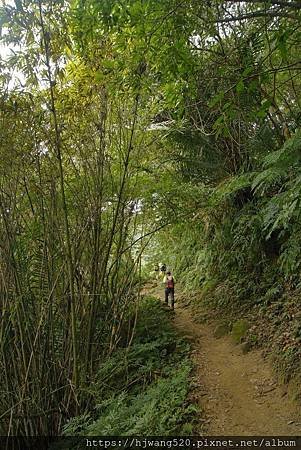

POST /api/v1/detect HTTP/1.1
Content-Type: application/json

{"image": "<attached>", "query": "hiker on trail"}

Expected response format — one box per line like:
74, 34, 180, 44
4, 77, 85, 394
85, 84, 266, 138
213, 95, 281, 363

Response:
163, 271, 175, 310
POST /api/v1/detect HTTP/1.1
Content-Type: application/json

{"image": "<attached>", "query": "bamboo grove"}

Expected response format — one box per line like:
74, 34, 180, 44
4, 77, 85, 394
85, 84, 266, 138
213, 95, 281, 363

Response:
0, 0, 161, 434
1, 0, 301, 437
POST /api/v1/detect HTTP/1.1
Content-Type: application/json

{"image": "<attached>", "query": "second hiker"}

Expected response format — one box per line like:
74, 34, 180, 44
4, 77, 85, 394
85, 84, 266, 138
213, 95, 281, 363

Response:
163, 271, 175, 310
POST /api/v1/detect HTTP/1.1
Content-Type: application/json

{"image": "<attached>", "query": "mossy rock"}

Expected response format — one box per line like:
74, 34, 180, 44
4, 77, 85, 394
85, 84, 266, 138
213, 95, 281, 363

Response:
231, 319, 249, 344
214, 322, 230, 338
241, 342, 252, 354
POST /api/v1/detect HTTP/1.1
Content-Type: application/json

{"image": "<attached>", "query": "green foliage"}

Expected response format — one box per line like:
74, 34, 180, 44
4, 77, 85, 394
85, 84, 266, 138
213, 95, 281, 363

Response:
210, 174, 254, 206
63, 297, 195, 437
67, 365, 192, 436
2, 0, 301, 437
251, 131, 301, 277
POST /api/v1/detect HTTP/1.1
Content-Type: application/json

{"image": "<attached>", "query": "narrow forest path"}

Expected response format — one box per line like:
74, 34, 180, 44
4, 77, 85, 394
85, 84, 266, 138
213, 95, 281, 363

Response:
147, 284, 301, 435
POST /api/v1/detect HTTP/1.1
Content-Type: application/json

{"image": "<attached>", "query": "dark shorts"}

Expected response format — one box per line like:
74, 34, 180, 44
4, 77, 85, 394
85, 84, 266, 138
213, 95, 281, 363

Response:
165, 287, 175, 307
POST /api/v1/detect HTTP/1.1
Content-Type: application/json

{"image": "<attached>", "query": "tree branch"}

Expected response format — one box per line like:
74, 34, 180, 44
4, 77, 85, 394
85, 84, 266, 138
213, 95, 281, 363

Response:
224, 0, 301, 9
216, 9, 296, 22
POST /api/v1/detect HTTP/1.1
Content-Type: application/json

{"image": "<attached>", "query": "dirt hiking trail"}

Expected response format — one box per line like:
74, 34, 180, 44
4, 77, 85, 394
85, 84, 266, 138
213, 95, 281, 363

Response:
149, 284, 301, 435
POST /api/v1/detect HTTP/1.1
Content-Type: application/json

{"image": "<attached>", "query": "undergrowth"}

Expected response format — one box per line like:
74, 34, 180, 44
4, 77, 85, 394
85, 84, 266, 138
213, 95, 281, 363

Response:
63, 296, 196, 437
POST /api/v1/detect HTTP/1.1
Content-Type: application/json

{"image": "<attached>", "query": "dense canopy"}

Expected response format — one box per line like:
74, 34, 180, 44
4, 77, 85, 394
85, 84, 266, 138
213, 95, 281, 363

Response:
0, 0, 300, 437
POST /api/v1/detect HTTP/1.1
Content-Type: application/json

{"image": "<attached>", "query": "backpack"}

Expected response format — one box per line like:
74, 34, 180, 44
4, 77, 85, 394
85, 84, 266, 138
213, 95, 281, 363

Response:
166, 276, 174, 289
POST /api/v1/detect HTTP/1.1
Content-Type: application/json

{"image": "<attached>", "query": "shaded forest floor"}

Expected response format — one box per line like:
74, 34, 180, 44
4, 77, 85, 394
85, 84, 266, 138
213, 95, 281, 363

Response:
146, 282, 301, 435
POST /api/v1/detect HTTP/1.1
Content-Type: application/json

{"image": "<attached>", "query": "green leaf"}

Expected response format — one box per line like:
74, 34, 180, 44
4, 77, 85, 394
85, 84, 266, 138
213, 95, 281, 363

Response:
209, 90, 225, 108
236, 79, 244, 93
